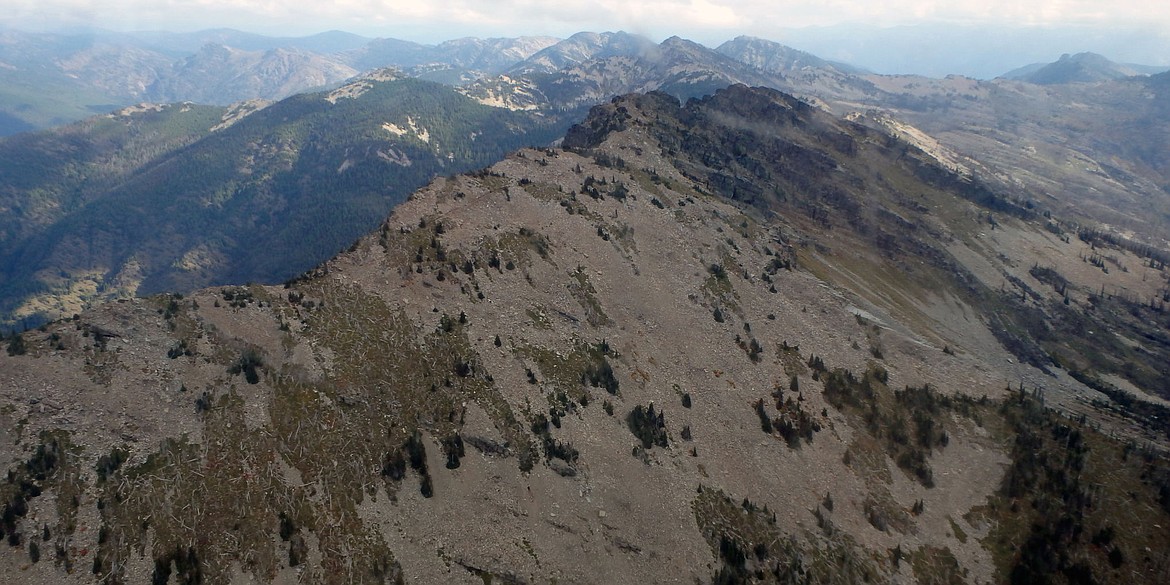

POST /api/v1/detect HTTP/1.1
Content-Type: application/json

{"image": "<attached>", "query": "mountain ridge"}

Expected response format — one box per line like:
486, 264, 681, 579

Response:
999, 51, 1168, 84
1, 83, 1168, 584
715, 35, 861, 75
0, 76, 568, 328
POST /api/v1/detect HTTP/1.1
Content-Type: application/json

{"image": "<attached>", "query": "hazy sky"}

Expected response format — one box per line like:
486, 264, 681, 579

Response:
5, 0, 1169, 44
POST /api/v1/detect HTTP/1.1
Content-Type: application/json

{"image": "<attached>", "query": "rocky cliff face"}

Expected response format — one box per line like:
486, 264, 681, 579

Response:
2, 85, 1168, 584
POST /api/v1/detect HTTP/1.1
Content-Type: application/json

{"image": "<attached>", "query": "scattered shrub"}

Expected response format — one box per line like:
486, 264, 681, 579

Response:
627, 404, 668, 449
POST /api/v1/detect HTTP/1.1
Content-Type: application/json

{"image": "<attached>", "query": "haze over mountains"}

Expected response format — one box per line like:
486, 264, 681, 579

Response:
0, 28, 557, 133
772, 23, 1170, 79
2, 27, 1168, 135
1000, 52, 1170, 84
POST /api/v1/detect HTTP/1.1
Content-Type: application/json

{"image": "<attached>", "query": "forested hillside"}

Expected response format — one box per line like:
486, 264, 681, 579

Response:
0, 76, 568, 328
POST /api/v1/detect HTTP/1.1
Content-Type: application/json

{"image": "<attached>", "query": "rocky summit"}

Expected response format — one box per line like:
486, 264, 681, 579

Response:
2, 85, 1169, 584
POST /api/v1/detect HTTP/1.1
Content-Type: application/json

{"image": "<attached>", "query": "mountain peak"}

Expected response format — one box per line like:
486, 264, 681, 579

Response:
1001, 51, 1144, 84
659, 36, 706, 51
714, 36, 839, 74
194, 42, 239, 58
506, 31, 657, 75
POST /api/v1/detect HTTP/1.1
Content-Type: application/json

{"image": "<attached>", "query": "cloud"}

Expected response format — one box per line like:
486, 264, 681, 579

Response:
2, 0, 1168, 40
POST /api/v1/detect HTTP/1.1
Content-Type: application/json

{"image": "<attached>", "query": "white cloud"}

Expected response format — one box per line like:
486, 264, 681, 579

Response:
2, 0, 1168, 40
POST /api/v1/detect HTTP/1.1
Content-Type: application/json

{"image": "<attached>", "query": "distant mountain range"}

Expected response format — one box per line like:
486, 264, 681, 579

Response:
3, 27, 1169, 137
459, 35, 806, 112
772, 23, 1170, 79
1000, 52, 1170, 84
0, 29, 561, 133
